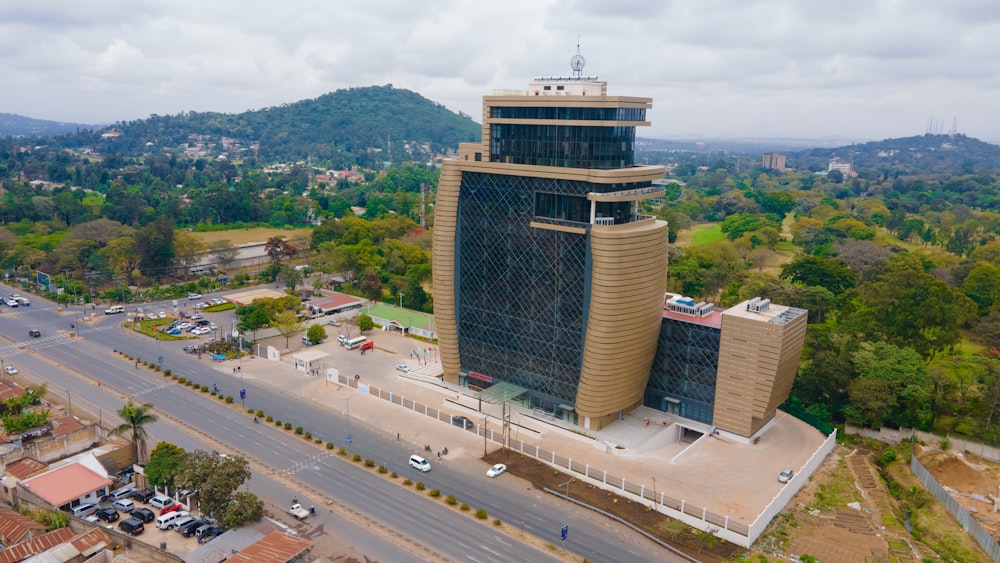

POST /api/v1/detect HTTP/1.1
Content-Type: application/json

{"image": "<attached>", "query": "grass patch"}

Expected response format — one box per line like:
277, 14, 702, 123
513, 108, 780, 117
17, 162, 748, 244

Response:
191, 226, 312, 246
690, 224, 725, 246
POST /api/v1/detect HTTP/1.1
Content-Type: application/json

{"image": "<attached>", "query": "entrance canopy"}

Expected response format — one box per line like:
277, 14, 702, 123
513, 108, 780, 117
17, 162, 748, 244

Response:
476, 381, 529, 404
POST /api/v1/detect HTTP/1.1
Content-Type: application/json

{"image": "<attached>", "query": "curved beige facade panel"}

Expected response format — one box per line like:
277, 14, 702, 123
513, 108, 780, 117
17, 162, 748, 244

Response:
432, 162, 463, 384
575, 220, 669, 429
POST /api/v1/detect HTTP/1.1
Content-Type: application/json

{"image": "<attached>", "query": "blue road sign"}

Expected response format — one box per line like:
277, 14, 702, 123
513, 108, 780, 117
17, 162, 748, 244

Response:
561, 524, 568, 541
157, 356, 163, 365
345, 434, 352, 444
239, 388, 246, 399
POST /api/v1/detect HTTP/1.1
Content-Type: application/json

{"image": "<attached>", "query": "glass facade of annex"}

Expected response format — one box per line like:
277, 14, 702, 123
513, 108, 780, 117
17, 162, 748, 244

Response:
455, 171, 593, 416
644, 318, 721, 425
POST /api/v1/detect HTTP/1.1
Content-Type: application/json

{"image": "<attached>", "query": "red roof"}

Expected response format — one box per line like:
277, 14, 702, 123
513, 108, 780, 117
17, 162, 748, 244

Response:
20, 463, 111, 507
0, 527, 74, 563
0, 508, 47, 544
226, 531, 312, 563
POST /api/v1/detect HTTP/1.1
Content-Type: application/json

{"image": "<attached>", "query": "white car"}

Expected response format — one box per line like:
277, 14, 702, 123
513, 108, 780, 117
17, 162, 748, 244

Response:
187, 293, 202, 299
210, 298, 224, 305
176, 322, 191, 330
190, 313, 204, 320
778, 468, 794, 483
193, 303, 206, 309
192, 327, 210, 335
158, 311, 167, 318
4, 366, 17, 375
395, 364, 410, 373
486, 463, 507, 478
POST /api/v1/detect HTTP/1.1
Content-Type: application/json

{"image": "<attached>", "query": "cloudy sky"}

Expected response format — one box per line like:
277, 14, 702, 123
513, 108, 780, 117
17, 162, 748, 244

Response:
2, 0, 999, 142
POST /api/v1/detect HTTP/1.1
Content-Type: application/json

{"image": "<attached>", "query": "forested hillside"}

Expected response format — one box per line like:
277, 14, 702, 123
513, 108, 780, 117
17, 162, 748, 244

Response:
6, 85, 480, 168
0, 112, 96, 137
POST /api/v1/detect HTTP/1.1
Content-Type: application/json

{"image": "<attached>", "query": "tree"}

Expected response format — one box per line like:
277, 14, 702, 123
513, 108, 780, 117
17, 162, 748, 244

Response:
175, 450, 253, 522
356, 313, 374, 332
278, 265, 304, 292
962, 262, 1000, 315
273, 310, 303, 348
208, 239, 239, 269
843, 342, 933, 429
134, 216, 175, 276
145, 442, 186, 489
237, 305, 271, 342
841, 253, 964, 356
112, 401, 157, 463
220, 491, 264, 529
173, 230, 206, 277
780, 255, 856, 295
358, 268, 383, 302
307, 324, 327, 343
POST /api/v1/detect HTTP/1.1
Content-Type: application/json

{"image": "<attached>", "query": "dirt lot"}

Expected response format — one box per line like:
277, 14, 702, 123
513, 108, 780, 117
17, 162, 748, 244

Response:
761, 439, 994, 563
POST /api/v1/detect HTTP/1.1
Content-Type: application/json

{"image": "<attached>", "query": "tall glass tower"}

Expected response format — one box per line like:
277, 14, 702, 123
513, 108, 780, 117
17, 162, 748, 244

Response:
433, 59, 670, 430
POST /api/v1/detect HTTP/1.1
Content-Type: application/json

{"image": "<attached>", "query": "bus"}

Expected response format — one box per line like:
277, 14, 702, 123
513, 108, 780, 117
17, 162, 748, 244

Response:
344, 336, 367, 350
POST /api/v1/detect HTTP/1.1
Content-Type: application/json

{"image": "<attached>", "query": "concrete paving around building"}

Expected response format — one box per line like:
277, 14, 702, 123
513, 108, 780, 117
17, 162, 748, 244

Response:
222, 326, 826, 528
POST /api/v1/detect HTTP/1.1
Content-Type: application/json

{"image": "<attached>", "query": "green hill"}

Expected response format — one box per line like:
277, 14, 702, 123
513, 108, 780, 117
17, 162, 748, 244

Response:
57, 85, 481, 166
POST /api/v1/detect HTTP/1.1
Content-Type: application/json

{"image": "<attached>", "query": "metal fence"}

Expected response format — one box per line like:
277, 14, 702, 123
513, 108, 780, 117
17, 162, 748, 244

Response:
331, 371, 837, 547
911, 446, 1000, 562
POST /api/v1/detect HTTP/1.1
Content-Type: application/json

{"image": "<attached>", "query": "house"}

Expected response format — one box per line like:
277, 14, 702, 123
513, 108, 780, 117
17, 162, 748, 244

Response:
18, 454, 112, 511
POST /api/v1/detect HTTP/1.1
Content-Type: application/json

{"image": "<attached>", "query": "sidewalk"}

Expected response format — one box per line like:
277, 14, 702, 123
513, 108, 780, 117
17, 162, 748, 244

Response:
217, 329, 825, 528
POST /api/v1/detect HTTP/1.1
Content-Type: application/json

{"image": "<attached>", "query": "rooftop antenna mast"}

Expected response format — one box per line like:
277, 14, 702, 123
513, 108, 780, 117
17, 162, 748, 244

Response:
570, 36, 585, 79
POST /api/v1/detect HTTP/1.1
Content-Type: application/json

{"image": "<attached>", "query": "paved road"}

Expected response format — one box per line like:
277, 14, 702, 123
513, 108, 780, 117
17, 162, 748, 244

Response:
1, 287, 686, 562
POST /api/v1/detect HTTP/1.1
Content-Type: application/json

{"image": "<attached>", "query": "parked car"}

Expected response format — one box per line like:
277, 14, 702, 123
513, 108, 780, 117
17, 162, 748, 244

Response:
130, 508, 155, 523
161, 503, 185, 515
486, 463, 507, 478
70, 503, 99, 517
96, 508, 120, 523
301, 337, 318, 346
118, 517, 145, 535
130, 488, 156, 503
197, 525, 226, 541
328, 319, 341, 327
147, 495, 174, 510
179, 518, 211, 537
452, 415, 473, 429
169, 515, 196, 531
157, 311, 167, 318
112, 499, 135, 512
4, 366, 17, 375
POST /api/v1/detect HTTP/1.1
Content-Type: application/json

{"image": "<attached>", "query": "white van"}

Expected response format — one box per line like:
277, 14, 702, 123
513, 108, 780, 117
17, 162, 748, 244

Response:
155, 511, 189, 529
408, 455, 431, 472
112, 499, 135, 512
110, 485, 135, 501
70, 503, 99, 517
104, 305, 125, 315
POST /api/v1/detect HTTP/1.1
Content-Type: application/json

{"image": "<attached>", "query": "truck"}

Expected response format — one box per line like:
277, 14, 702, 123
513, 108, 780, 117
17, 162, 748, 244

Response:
289, 503, 309, 520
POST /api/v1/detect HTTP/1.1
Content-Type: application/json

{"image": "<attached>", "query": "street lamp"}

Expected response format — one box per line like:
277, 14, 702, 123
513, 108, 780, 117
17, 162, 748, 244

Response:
398, 292, 405, 309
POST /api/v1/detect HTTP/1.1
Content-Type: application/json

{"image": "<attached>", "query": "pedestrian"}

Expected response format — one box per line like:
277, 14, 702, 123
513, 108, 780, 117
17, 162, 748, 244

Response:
396, 432, 400, 441
96, 380, 102, 387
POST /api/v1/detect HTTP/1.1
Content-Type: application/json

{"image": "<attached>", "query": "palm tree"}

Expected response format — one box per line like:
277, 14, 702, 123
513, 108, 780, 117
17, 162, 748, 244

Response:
112, 401, 157, 463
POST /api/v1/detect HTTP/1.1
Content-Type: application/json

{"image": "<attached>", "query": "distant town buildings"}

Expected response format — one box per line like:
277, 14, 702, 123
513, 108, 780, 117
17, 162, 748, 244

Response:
761, 152, 786, 171
828, 157, 852, 174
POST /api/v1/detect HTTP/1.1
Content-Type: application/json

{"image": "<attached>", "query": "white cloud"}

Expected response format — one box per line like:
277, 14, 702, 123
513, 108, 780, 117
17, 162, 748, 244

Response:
0, 0, 997, 142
